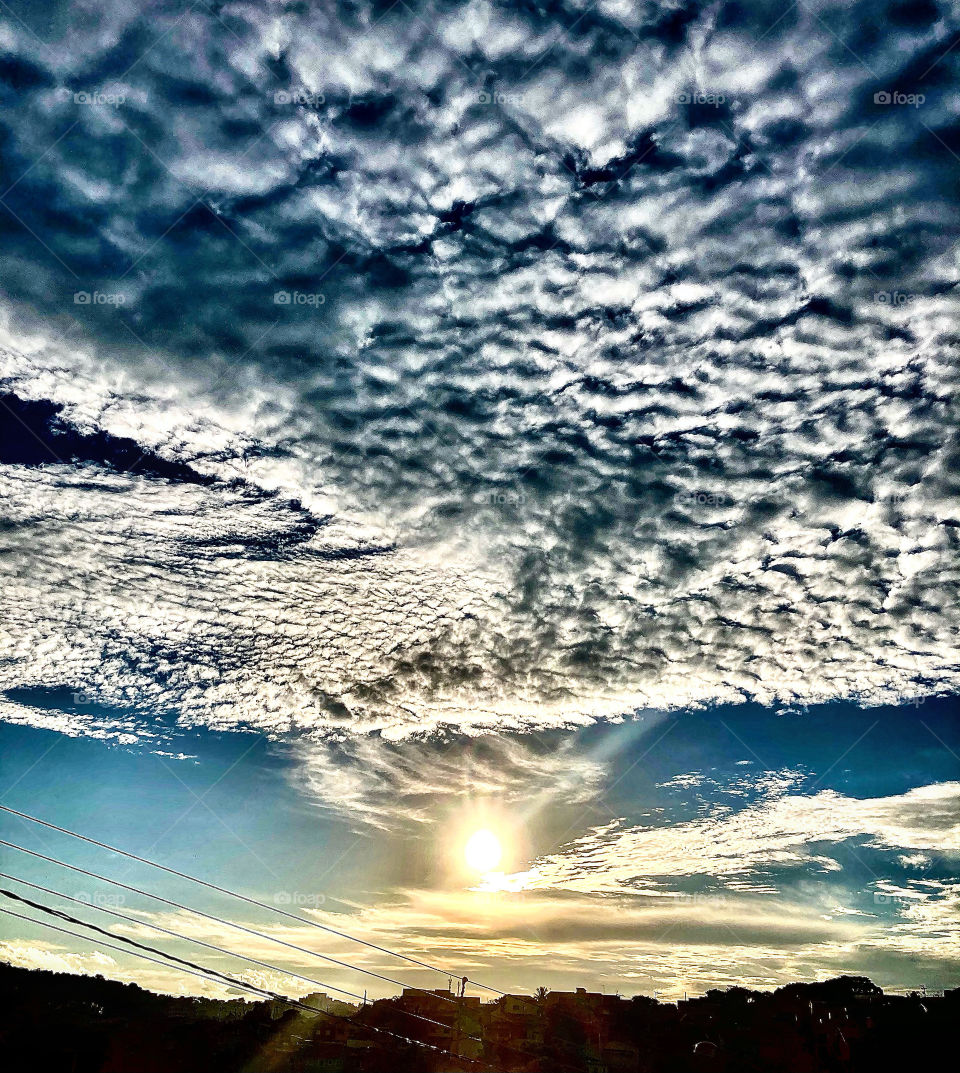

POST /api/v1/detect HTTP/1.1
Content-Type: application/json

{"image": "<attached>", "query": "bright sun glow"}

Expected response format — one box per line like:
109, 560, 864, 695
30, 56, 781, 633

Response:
463, 828, 502, 873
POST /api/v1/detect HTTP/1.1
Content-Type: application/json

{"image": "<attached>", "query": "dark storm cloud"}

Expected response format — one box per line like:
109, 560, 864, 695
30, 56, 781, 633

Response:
0, 0, 958, 736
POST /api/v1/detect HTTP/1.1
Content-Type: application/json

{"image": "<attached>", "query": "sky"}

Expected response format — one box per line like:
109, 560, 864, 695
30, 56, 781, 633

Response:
0, 0, 958, 1002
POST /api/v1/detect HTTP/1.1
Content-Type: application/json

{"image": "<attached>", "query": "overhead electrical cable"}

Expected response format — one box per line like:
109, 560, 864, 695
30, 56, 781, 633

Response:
0, 899, 485, 1066
0, 872, 467, 1041
0, 802, 506, 996
0, 837, 465, 1008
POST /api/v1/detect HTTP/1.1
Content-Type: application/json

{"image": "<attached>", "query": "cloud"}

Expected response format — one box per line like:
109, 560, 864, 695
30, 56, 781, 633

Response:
87, 872, 956, 998
2, 1, 958, 1001
379, 887, 865, 949
0, 938, 117, 975
517, 780, 960, 894
287, 729, 606, 829
0, 934, 286, 999
0, 1, 958, 742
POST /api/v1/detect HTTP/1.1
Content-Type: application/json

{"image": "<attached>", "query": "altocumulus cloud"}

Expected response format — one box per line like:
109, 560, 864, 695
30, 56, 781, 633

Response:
0, 0, 959, 748
515, 779, 960, 894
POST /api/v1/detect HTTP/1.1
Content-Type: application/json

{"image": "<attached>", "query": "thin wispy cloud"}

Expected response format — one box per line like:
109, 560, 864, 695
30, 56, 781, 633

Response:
517, 779, 960, 893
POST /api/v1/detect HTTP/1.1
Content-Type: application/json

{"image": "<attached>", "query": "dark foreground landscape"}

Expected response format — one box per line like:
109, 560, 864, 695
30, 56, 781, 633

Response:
1, 963, 957, 1073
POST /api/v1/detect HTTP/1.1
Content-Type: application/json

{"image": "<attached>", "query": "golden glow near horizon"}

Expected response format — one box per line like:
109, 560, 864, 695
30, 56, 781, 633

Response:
463, 828, 503, 874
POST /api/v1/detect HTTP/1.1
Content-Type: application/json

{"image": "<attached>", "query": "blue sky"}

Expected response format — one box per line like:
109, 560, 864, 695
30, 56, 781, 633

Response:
0, 0, 959, 1001
3, 694, 958, 998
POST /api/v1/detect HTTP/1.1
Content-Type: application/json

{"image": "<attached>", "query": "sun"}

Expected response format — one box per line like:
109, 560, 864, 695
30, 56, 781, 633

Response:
463, 828, 502, 873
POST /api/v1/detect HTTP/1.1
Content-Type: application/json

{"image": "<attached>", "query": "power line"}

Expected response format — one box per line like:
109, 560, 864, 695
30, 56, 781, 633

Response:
0, 802, 506, 996
0, 841, 562, 1071
0, 883, 470, 1049
0, 877, 574, 1073
0, 848, 562, 1069
1, 885, 270, 993
0, 904, 281, 998
1, 842, 558, 1067
0, 873, 464, 1042
0, 900, 485, 1067
1, 900, 484, 1064
0, 837, 465, 1010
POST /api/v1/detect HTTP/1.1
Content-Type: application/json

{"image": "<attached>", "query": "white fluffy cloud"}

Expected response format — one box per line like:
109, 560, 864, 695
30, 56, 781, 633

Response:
0, 939, 117, 975
0, 2, 958, 739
